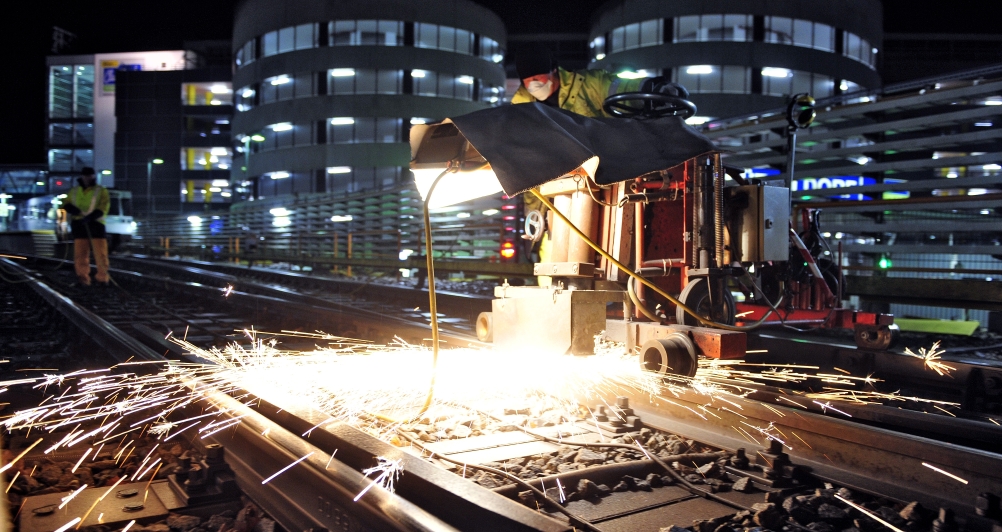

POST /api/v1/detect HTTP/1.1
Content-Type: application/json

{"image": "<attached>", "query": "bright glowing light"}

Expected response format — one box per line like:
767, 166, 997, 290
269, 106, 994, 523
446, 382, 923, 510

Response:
210, 84, 231, 94
270, 208, 290, 216
482, 208, 499, 216
269, 171, 291, 180
686, 65, 713, 75
241, 88, 255, 98
399, 249, 415, 260
210, 100, 222, 105
761, 67, 791, 78
457, 75, 474, 84
187, 216, 202, 225
456, 212, 471, 218
617, 69, 648, 79
981, 208, 992, 214
270, 123, 293, 132
272, 216, 292, 227
330, 215, 353, 222
36, 181, 46, 186
221, 192, 232, 197
595, 53, 606, 60
152, 158, 164, 165
219, 164, 229, 170
211, 179, 229, 187
410, 69, 427, 78
210, 147, 229, 156
330, 117, 355, 125
984, 98, 1002, 106
970, 189, 988, 196
251, 134, 266, 142
840, 80, 849, 91
330, 68, 356, 77
685, 116, 711, 125
327, 166, 352, 174
101, 169, 112, 175
410, 118, 428, 125
411, 168, 504, 209
491, 53, 504, 63
947, 172, 958, 178
209, 187, 222, 192
269, 75, 291, 85
983, 164, 1001, 170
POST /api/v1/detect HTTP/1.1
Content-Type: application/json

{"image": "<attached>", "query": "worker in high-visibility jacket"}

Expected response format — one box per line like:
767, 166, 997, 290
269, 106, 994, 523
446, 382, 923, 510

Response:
510, 43, 687, 117
61, 167, 111, 286
510, 43, 689, 269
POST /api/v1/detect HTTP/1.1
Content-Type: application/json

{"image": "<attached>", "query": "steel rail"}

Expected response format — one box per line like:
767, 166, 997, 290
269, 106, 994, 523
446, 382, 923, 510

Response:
22, 255, 486, 349
0, 258, 163, 363
114, 254, 493, 321
604, 386, 1002, 522
199, 386, 572, 532
747, 331, 1002, 413
196, 385, 464, 532
2, 257, 479, 530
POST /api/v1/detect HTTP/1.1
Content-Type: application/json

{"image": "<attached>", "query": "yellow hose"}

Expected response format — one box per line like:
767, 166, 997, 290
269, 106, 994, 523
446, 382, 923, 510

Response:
372, 166, 454, 424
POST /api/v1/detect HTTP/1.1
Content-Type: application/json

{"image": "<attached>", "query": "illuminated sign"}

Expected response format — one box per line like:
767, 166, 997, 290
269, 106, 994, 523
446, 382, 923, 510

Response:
100, 60, 142, 95
792, 176, 874, 191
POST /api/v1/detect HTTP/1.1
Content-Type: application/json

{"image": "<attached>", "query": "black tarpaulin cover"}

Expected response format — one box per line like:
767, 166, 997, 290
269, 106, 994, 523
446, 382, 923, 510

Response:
446, 102, 719, 196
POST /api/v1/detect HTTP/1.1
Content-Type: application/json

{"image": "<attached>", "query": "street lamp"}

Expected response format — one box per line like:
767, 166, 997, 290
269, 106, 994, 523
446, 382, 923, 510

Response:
146, 158, 164, 215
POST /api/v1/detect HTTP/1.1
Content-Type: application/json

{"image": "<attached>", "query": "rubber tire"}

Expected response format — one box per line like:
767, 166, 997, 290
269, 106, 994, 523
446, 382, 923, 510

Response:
640, 333, 697, 377
675, 277, 736, 327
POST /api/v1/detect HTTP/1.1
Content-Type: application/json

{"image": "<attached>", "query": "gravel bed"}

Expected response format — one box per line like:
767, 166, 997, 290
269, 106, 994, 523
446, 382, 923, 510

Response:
680, 486, 950, 532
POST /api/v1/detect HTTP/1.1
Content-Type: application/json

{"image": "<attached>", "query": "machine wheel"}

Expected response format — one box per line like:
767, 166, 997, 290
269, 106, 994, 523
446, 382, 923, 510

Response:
676, 278, 736, 327
640, 333, 697, 377
476, 312, 493, 342
603, 92, 697, 120
854, 324, 899, 351
522, 210, 545, 243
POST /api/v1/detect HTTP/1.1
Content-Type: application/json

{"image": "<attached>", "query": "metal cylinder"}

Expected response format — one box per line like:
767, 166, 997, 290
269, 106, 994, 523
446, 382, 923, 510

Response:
549, 194, 572, 262
713, 154, 724, 268
634, 202, 646, 319
567, 190, 595, 264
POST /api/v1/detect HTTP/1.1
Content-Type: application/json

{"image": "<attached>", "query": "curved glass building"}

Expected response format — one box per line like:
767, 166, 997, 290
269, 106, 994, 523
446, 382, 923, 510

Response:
231, 0, 506, 200
588, 0, 882, 121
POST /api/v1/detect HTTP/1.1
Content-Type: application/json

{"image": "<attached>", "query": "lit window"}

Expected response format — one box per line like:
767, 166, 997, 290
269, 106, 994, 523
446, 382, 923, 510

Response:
181, 82, 232, 106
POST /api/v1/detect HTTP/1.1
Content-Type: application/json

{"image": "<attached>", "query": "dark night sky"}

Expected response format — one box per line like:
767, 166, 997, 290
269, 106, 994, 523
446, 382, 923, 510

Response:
2, 0, 1001, 165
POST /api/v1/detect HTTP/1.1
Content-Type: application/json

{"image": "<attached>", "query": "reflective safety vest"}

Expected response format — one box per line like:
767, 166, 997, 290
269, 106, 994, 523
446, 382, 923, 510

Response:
510, 67, 646, 118
66, 185, 110, 225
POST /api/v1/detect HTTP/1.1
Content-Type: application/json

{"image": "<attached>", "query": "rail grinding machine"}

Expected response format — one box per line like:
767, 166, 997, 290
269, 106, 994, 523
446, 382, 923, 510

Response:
410, 91, 897, 377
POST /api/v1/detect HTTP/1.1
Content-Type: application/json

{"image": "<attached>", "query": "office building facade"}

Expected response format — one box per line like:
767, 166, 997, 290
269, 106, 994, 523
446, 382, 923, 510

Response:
588, 0, 882, 121
230, 0, 507, 199
46, 51, 188, 192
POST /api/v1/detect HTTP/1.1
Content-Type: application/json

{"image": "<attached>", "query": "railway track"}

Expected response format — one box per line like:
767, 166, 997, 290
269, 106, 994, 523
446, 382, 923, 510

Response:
3, 256, 1002, 531
110, 256, 1002, 425
10, 254, 1002, 444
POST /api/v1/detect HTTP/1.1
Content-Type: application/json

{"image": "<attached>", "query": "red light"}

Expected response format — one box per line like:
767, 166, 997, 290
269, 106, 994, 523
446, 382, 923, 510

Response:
501, 205, 516, 210
56, 180, 63, 186
501, 240, 515, 259
503, 215, 515, 221
505, 227, 515, 231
